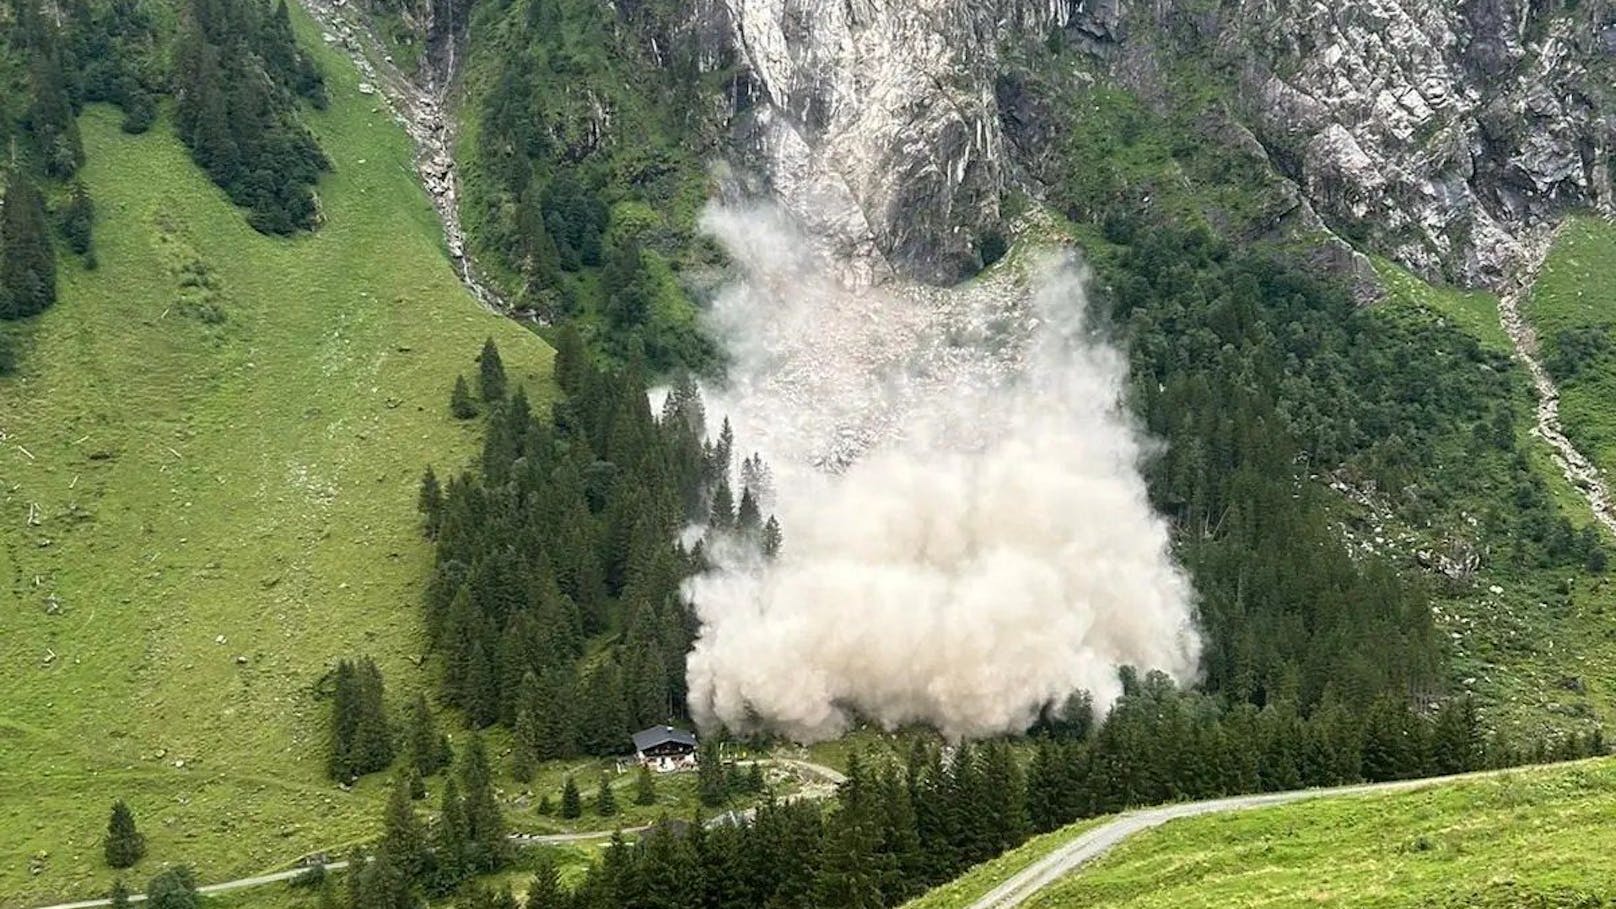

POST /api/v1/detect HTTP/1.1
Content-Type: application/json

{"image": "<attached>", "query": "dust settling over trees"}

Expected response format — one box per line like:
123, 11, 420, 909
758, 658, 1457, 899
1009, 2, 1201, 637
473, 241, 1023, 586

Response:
419, 332, 776, 761
422, 0, 1613, 756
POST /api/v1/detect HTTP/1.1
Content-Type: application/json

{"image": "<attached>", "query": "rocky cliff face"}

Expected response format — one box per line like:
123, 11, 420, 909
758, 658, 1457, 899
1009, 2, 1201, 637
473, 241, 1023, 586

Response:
682, 0, 1615, 289
1208, 0, 1614, 285
702, 0, 1013, 285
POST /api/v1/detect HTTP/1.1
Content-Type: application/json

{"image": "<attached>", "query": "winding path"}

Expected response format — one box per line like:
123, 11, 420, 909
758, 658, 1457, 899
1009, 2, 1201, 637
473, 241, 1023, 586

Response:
26, 830, 612, 909
1495, 226, 1616, 535
24, 759, 846, 909
963, 764, 1569, 909
26, 760, 1582, 909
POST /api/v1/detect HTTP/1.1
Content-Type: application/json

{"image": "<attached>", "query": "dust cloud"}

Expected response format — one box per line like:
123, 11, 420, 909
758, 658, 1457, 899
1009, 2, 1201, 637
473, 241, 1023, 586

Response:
681, 204, 1200, 742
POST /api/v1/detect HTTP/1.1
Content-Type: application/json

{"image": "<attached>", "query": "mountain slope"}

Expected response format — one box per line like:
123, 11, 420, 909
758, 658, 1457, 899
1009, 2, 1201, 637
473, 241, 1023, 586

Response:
0, 9, 552, 903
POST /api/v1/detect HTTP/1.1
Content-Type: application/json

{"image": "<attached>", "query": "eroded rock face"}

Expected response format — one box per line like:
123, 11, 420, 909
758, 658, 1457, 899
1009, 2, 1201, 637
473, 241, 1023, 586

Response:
1158, 0, 1612, 285
709, 0, 1016, 285
690, 0, 1102, 285
693, 0, 1613, 290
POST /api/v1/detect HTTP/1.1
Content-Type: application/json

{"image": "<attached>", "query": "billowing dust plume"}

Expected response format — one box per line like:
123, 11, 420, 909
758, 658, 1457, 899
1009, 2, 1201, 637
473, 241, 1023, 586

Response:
682, 203, 1200, 743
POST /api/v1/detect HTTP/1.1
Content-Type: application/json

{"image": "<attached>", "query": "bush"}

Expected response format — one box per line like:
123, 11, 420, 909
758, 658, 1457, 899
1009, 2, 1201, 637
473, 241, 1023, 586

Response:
119, 90, 157, 135
145, 866, 198, 909
289, 863, 326, 889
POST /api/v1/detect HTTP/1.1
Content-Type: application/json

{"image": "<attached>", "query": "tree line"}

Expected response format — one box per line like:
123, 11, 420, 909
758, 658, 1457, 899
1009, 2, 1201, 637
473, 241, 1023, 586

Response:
481, 682, 1600, 909
99, 673, 1605, 909
172, 0, 330, 233
464, 0, 717, 370
417, 334, 774, 771
0, 0, 148, 352
1, 0, 330, 373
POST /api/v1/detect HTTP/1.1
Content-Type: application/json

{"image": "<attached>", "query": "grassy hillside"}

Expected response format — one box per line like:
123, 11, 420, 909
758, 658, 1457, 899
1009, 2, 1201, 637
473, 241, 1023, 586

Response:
1372, 260, 1616, 739
1524, 217, 1616, 479
0, 6, 553, 903
1015, 758, 1616, 908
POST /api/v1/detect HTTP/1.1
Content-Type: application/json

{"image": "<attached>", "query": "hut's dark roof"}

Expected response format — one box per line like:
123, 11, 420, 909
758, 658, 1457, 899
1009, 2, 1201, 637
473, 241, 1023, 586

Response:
632, 725, 698, 752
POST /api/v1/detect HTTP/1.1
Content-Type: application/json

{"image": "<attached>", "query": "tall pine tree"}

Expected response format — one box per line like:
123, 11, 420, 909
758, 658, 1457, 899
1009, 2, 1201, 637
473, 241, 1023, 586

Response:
0, 170, 56, 320
478, 337, 507, 401
104, 800, 145, 869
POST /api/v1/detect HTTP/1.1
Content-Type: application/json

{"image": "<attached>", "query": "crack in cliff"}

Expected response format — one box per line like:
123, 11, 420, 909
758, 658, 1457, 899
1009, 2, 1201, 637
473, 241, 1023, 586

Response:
297, 0, 515, 318
1495, 224, 1616, 536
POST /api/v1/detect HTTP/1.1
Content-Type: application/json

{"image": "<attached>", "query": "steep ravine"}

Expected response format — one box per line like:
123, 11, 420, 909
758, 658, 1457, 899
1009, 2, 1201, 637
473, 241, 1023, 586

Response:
1497, 227, 1616, 535
298, 0, 513, 316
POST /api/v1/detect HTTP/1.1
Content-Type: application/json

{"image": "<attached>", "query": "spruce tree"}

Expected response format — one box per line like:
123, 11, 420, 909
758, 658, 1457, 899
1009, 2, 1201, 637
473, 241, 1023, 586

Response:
0, 170, 56, 320
348, 847, 412, 909
511, 707, 540, 783
380, 772, 428, 883
812, 802, 886, 909
595, 773, 618, 817
1432, 696, 1483, 775
979, 742, 1029, 853
560, 776, 582, 819
551, 323, 587, 395
406, 692, 450, 777
417, 467, 443, 538
26, 52, 85, 178
104, 800, 145, 868
354, 658, 395, 774
109, 879, 131, 909
697, 741, 726, 807
707, 481, 734, 532
329, 657, 393, 780
329, 659, 359, 779
762, 516, 783, 558
450, 375, 477, 419
463, 637, 500, 728
433, 777, 469, 892
634, 764, 657, 806
736, 487, 762, 535
58, 180, 94, 256
458, 734, 507, 873
602, 237, 651, 330
874, 768, 924, 903
478, 337, 508, 401
524, 856, 562, 909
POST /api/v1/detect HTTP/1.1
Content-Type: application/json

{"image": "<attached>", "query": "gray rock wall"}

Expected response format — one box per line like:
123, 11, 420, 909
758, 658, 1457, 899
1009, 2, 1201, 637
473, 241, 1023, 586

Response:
1074, 0, 1616, 285
625, 0, 1614, 289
